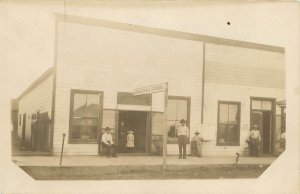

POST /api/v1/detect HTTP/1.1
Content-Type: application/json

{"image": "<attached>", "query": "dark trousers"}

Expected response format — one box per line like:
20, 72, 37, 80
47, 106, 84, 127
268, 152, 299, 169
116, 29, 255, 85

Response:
178, 135, 188, 158
101, 142, 118, 157
249, 138, 259, 157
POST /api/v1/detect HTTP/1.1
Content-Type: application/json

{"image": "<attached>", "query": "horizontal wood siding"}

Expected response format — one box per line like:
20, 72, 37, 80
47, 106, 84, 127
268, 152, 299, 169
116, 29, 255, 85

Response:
205, 43, 285, 88
17, 75, 53, 142
53, 21, 203, 155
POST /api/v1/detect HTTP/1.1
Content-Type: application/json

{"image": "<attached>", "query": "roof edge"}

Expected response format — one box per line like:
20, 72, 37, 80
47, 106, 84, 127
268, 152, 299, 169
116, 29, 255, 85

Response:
55, 14, 285, 54
17, 67, 54, 101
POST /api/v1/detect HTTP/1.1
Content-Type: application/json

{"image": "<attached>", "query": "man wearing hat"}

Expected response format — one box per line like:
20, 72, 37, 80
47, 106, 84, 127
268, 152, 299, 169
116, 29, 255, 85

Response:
192, 131, 203, 157
247, 124, 261, 157
177, 119, 189, 159
101, 127, 117, 157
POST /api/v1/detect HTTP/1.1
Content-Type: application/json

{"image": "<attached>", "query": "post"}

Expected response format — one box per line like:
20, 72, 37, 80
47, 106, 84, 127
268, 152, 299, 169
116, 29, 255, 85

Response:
60, 133, 66, 166
162, 83, 168, 173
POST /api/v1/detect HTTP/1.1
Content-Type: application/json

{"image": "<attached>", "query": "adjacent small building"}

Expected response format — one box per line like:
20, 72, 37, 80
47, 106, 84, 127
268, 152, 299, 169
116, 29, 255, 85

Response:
16, 15, 286, 156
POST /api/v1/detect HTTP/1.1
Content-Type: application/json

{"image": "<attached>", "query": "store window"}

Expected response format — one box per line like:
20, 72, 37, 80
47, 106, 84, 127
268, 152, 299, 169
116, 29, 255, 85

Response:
167, 96, 190, 143
69, 90, 103, 143
251, 99, 272, 111
217, 101, 240, 146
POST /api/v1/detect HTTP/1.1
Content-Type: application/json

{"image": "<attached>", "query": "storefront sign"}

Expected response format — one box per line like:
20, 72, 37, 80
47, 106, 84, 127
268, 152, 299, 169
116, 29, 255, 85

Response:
133, 83, 167, 96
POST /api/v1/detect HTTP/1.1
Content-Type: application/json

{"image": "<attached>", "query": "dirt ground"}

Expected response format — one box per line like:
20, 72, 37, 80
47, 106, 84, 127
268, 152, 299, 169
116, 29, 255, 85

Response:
21, 164, 269, 180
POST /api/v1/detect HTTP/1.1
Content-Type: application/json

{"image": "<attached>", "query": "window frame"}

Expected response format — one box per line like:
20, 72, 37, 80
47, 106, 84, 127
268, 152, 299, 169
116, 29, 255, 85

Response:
117, 92, 152, 106
216, 101, 241, 146
19, 114, 22, 126
167, 95, 191, 144
68, 89, 103, 144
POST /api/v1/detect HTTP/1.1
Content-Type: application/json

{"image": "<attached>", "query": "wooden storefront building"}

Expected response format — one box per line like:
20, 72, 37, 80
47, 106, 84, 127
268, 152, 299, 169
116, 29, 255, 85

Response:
16, 15, 285, 156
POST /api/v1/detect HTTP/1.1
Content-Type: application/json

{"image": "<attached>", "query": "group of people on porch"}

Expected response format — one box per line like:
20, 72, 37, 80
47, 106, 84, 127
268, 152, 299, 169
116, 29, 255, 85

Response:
99, 119, 277, 158
100, 127, 135, 157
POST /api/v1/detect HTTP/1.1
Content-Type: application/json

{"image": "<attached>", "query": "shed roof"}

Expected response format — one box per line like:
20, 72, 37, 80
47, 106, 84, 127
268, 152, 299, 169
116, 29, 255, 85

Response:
17, 67, 54, 100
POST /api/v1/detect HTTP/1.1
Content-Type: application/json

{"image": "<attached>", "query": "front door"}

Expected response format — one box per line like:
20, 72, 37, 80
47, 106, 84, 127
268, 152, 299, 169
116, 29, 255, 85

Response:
32, 112, 50, 152
250, 98, 275, 155
118, 111, 150, 154
251, 111, 272, 154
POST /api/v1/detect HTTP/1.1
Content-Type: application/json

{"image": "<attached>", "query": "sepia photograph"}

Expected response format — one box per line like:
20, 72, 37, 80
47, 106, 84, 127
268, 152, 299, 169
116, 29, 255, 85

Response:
1, 1, 299, 194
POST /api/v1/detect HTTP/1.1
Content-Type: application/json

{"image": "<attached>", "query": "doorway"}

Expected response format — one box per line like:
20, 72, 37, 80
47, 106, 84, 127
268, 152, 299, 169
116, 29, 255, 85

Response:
31, 112, 51, 152
118, 111, 150, 154
250, 98, 275, 155
251, 111, 272, 154
22, 114, 26, 144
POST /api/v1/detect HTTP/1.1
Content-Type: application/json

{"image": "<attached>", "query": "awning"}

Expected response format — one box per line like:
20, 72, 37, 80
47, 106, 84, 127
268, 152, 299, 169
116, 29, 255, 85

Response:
276, 100, 286, 107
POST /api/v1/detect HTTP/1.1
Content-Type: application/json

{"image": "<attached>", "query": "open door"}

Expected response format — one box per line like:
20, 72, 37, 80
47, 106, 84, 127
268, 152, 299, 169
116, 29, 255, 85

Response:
118, 111, 149, 154
32, 112, 50, 152
250, 111, 273, 155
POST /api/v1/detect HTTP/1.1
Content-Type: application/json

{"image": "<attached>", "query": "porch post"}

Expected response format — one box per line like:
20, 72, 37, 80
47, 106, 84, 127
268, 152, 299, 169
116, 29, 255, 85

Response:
162, 83, 168, 173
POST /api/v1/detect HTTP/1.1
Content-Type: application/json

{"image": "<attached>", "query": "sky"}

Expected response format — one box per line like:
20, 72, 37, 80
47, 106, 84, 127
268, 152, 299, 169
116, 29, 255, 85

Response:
0, 1, 298, 99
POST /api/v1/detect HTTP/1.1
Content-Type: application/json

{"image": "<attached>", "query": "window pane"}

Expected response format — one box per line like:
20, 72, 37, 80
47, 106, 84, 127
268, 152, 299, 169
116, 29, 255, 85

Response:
262, 101, 272, 110
85, 118, 98, 140
177, 100, 188, 120
228, 104, 238, 123
252, 100, 261, 110
73, 93, 87, 117
86, 94, 100, 117
225, 124, 238, 143
167, 97, 190, 143
219, 104, 228, 123
71, 118, 98, 140
117, 93, 151, 106
218, 124, 238, 144
167, 99, 178, 120
218, 102, 240, 145
218, 124, 227, 144
73, 93, 100, 118
71, 118, 85, 139
167, 120, 178, 138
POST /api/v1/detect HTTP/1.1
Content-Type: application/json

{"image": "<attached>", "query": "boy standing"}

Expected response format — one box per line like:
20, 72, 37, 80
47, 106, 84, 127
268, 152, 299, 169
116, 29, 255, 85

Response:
192, 131, 203, 157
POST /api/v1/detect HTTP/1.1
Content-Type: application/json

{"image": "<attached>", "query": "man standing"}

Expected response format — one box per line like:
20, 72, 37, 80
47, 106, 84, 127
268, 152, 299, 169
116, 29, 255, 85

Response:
247, 124, 261, 157
101, 127, 117, 157
177, 119, 189, 159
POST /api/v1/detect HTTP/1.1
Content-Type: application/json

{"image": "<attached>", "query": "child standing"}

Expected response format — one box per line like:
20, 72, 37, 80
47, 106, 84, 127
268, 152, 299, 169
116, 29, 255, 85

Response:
192, 131, 203, 157
126, 130, 135, 153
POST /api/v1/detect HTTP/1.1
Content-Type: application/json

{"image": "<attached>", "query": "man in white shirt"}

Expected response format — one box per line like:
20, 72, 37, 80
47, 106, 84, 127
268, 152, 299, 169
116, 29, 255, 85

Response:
177, 119, 189, 159
247, 125, 261, 157
101, 127, 117, 157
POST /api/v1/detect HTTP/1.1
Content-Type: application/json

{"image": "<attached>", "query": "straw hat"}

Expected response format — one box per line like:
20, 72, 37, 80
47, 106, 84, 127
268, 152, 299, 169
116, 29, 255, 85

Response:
104, 127, 111, 131
179, 119, 186, 123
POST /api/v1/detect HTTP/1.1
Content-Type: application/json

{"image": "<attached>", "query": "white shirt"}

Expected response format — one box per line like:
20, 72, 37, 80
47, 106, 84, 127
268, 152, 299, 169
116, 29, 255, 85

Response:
249, 129, 261, 140
177, 125, 189, 137
101, 132, 113, 145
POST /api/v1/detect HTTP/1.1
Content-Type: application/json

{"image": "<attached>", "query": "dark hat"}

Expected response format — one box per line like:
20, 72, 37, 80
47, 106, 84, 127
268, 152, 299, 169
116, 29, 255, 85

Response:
105, 127, 111, 131
179, 119, 186, 123
194, 131, 200, 134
